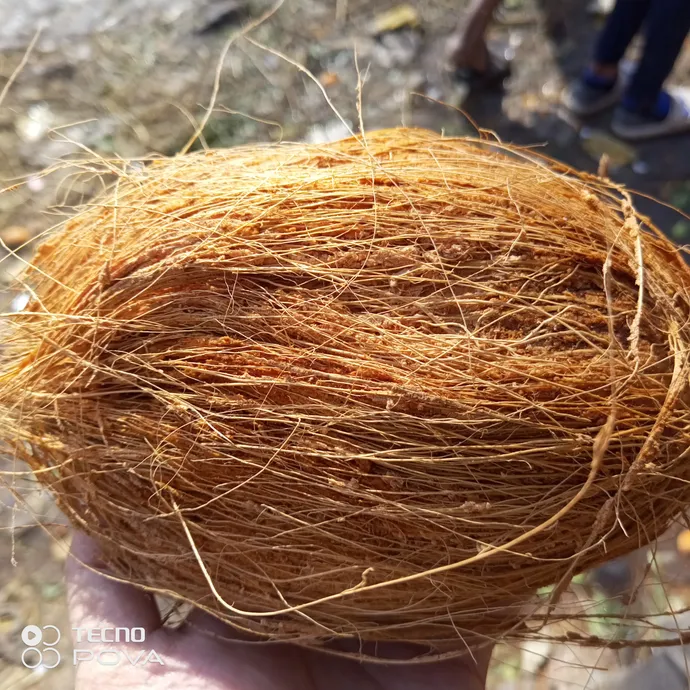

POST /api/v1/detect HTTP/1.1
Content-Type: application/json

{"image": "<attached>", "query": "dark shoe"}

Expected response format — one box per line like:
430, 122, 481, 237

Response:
561, 76, 622, 116
611, 87, 690, 140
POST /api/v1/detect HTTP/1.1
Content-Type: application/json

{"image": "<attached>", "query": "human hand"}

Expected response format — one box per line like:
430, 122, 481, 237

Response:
67, 532, 492, 689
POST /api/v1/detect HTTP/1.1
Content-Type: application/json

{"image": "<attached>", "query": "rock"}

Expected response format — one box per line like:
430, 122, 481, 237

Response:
15, 103, 54, 143
0, 226, 31, 250
306, 120, 353, 144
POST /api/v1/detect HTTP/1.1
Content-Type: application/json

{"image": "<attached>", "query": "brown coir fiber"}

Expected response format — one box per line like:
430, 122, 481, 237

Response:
2, 128, 690, 657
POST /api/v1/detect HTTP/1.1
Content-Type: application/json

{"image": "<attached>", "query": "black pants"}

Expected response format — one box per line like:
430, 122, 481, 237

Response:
594, 0, 690, 109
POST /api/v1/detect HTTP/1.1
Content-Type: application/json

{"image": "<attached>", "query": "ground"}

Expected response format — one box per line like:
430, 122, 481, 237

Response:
2, 1, 690, 688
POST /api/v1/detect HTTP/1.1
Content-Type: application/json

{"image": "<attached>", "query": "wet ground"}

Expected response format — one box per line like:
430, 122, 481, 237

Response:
2, 1, 690, 688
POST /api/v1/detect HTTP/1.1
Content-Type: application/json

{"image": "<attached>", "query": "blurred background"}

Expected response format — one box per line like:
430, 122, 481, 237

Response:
2, 1, 690, 688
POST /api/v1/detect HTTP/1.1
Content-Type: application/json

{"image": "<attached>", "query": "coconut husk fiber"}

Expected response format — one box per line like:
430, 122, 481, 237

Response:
2, 127, 690, 658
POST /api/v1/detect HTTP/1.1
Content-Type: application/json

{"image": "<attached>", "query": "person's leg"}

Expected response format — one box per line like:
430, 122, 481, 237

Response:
610, 0, 690, 138
562, 0, 651, 115
449, 0, 503, 73
592, 0, 651, 75
622, 0, 690, 114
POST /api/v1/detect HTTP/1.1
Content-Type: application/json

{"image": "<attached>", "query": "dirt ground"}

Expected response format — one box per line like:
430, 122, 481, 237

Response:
2, 1, 690, 688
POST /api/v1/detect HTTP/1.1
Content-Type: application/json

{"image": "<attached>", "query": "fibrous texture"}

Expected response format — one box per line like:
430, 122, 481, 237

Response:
2, 128, 690, 657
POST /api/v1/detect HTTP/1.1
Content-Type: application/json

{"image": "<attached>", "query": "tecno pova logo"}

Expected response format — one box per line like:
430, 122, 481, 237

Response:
21, 625, 165, 669
21, 624, 61, 669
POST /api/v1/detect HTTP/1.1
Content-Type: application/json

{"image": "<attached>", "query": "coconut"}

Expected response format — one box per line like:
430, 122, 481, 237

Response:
2, 128, 690, 658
